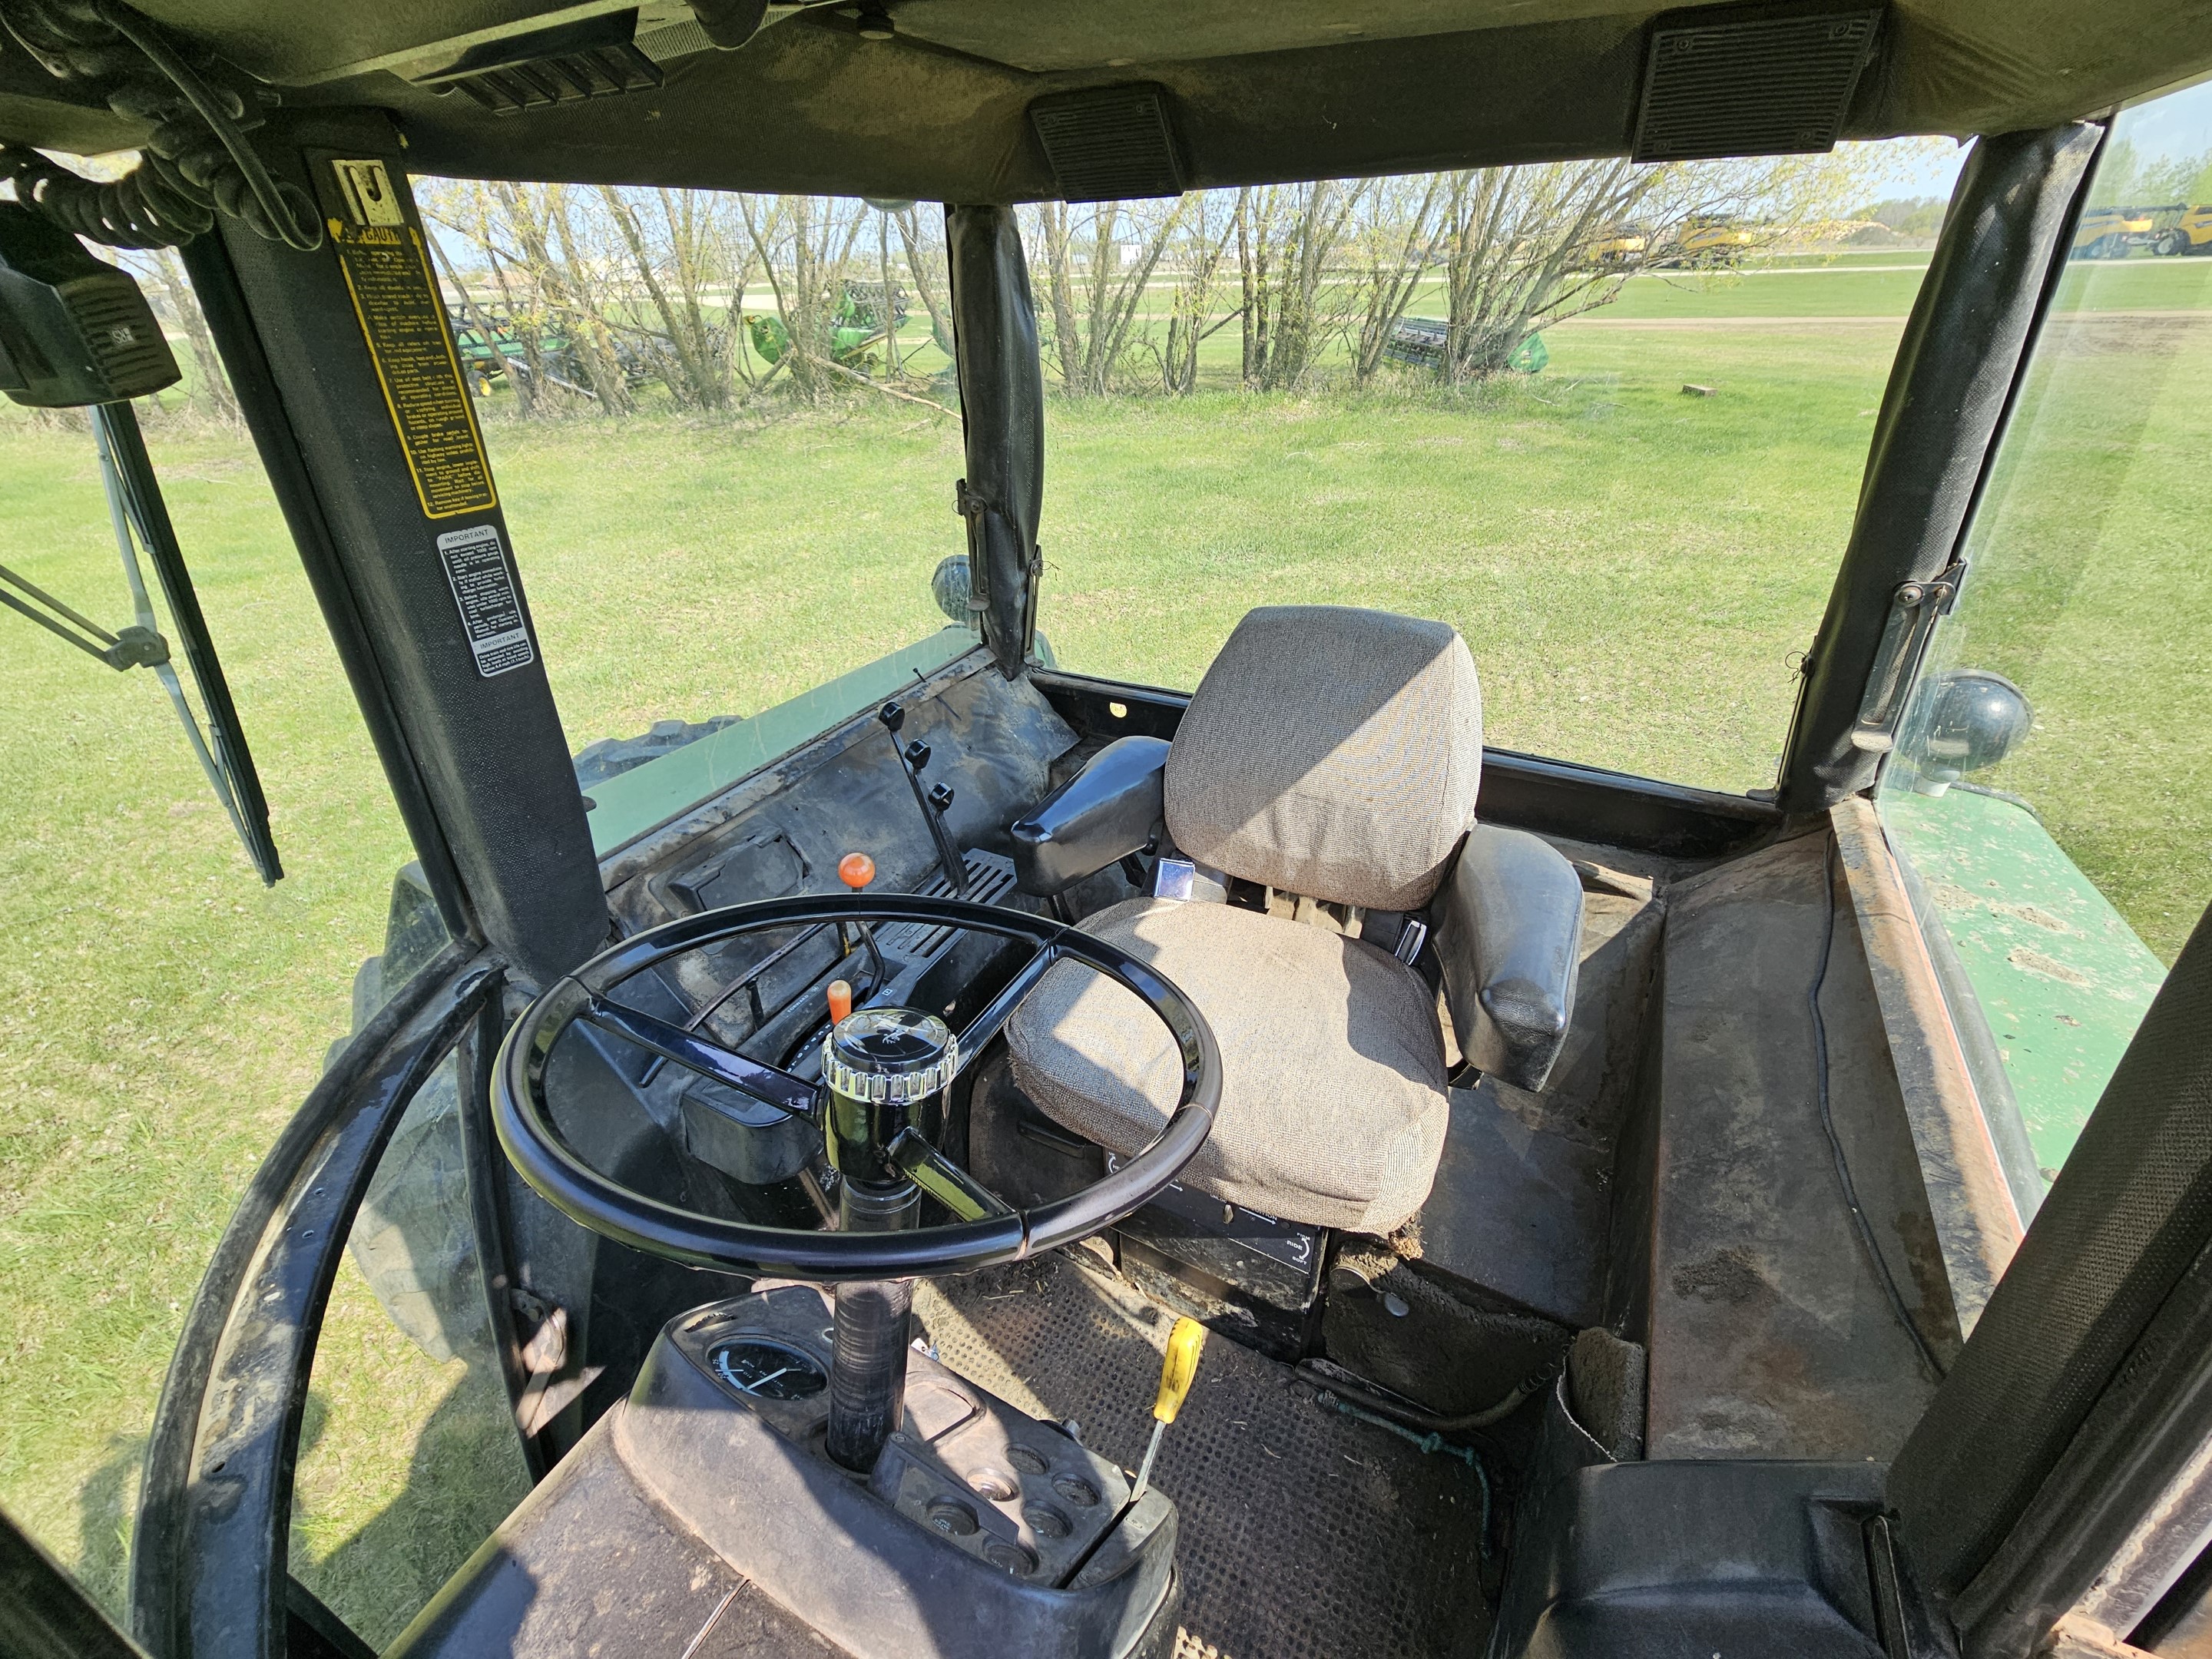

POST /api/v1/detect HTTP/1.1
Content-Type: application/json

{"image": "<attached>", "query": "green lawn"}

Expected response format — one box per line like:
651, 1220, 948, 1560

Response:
1, 252, 2204, 1637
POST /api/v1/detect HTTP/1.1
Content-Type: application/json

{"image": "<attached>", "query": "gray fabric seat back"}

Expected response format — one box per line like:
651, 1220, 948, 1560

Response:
1164, 605, 1484, 913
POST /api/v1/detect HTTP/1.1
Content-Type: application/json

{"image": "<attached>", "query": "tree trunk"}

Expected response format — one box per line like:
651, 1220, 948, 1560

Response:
598, 185, 718, 409
426, 231, 515, 417
894, 207, 956, 360
153, 248, 237, 422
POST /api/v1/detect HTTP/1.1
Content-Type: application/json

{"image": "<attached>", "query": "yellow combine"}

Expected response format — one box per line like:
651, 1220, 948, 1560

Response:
1674, 217, 1757, 263
2154, 204, 2212, 255
2074, 204, 2154, 257
1588, 223, 1647, 265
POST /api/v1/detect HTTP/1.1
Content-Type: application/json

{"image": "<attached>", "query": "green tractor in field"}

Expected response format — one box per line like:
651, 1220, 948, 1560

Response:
443, 305, 633, 398
745, 280, 912, 376
2, 5, 2209, 1659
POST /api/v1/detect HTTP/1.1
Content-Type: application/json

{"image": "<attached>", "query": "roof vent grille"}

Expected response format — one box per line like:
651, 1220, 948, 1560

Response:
413, 17, 664, 117
1632, 3, 1883, 163
1029, 85, 1187, 202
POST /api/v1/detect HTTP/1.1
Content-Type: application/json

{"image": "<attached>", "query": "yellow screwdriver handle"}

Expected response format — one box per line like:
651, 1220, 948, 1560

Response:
1152, 1317, 1206, 1424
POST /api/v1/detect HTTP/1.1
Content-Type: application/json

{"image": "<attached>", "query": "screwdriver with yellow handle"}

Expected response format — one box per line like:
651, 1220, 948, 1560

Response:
1129, 1316, 1206, 1505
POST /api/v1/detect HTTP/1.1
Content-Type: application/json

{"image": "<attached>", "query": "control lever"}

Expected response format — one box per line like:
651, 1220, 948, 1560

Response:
832, 853, 886, 1015
878, 700, 966, 896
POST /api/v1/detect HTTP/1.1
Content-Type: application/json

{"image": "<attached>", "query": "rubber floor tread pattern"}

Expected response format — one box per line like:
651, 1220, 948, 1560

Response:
915, 1251, 1489, 1659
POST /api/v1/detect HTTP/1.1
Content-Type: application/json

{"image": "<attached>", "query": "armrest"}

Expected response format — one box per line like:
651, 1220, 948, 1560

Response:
1009, 736, 1169, 896
1435, 823, 1585, 1092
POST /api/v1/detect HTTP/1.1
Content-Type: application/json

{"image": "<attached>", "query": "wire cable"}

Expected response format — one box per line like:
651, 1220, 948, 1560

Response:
0, 0, 321, 250
1810, 831, 1949, 1383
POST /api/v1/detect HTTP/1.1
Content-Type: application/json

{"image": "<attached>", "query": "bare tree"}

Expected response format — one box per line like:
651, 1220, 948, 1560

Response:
420, 179, 584, 413
1022, 197, 1184, 396
137, 248, 237, 422
1422, 147, 1914, 381
1233, 180, 1370, 391
892, 205, 955, 366
1432, 160, 1658, 382
595, 186, 740, 410
1155, 190, 1238, 395
736, 193, 873, 399
467, 183, 634, 413
1347, 175, 1450, 385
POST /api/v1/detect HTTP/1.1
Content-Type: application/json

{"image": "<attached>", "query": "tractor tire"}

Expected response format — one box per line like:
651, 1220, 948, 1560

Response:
2157, 231, 2187, 257
572, 715, 743, 791
326, 863, 485, 1363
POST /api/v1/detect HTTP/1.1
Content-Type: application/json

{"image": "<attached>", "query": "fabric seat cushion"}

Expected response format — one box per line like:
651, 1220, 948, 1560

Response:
1005, 897, 1451, 1236
1164, 605, 1483, 913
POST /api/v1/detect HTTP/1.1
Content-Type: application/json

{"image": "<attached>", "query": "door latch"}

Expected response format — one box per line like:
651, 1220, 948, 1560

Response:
1850, 560, 1966, 753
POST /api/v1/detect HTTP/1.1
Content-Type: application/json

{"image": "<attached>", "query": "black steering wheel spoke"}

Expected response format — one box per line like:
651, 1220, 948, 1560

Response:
496, 892, 1220, 1280
949, 938, 1065, 1086
580, 994, 822, 1122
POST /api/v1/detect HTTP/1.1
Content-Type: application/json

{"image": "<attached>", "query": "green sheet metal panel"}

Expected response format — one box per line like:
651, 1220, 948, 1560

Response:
1882, 786, 2167, 1175
584, 628, 982, 859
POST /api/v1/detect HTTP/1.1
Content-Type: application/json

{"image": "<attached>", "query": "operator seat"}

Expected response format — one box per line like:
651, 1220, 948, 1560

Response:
1008, 604, 1556, 1237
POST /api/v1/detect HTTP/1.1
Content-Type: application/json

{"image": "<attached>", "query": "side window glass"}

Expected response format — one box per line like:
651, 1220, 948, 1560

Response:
1882, 86, 2212, 1184
0, 239, 428, 1621
289, 1048, 532, 1646
412, 182, 978, 855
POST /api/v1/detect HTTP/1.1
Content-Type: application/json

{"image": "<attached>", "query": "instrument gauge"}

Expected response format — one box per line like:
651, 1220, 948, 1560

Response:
706, 1336, 828, 1401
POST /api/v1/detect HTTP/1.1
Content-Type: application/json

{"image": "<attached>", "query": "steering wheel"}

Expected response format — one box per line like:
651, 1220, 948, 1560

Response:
492, 892, 1221, 1281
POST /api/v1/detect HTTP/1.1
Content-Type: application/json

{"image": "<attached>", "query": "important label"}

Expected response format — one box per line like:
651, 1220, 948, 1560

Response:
329, 180, 497, 519
437, 525, 535, 678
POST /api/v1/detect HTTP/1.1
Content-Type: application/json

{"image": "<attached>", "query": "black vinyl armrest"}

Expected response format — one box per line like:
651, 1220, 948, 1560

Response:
1009, 736, 1169, 896
1435, 822, 1585, 1092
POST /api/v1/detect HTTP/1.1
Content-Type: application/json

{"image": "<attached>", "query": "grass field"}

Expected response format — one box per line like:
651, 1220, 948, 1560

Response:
2, 249, 2206, 1641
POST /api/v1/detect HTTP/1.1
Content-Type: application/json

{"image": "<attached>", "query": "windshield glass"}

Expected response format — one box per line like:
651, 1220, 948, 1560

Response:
1027, 141, 1960, 793
412, 181, 981, 850
1879, 81, 2212, 1186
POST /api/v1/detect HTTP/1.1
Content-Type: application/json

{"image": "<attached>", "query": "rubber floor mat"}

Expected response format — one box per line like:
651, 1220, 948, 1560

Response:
914, 1251, 1492, 1659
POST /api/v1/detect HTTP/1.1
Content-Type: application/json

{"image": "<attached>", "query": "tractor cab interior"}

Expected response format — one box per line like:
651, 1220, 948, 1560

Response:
4, 1, 2212, 1657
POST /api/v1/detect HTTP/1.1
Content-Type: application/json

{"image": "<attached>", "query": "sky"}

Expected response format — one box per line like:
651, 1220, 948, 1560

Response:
1891, 138, 1968, 203
1869, 75, 2212, 209
2118, 75, 2212, 161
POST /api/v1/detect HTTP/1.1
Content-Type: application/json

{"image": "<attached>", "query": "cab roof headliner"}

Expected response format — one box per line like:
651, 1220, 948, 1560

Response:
5, 0, 2210, 198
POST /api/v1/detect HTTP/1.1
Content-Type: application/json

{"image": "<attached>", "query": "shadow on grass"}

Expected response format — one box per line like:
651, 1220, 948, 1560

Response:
290, 1369, 527, 1651
72, 1430, 145, 1622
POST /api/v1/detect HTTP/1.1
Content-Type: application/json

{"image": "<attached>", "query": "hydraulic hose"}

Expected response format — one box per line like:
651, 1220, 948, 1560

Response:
1296, 1359, 1549, 1435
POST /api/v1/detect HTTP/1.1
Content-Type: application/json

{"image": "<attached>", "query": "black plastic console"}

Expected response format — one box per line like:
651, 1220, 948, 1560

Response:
1009, 736, 1168, 896
1436, 822, 1587, 1092
389, 1289, 1179, 1659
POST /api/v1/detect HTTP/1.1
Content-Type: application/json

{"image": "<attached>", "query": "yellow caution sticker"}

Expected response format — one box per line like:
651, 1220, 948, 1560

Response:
329, 158, 497, 520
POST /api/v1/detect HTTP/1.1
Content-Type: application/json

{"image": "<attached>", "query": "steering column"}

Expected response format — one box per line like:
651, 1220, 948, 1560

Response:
820, 1003, 961, 1469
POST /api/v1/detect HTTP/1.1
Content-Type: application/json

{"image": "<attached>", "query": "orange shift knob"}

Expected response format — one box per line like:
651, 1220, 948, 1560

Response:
826, 979, 853, 1024
838, 852, 876, 889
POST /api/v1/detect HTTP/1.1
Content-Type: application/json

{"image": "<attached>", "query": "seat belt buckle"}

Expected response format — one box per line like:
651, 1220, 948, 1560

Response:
1392, 918, 1429, 965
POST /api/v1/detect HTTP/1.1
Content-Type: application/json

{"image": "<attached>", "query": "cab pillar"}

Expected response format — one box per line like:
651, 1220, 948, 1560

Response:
189, 112, 608, 986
